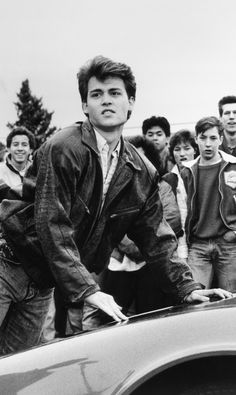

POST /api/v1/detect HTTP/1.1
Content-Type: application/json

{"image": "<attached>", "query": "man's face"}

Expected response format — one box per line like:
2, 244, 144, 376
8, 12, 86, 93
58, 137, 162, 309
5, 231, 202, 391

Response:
8, 135, 32, 167
221, 103, 236, 136
145, 126, 168, 152
82, 76, 134, 132
196, 127, 223, 162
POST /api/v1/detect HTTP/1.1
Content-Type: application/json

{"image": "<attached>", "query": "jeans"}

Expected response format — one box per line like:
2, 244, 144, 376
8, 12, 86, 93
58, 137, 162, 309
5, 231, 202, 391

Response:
41, 292, 56, 342
0, 258, 53, 355
187, 237, 236, 291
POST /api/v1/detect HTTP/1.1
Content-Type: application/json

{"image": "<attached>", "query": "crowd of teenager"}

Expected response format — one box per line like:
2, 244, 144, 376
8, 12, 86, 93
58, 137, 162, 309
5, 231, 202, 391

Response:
0, 55, 234, 354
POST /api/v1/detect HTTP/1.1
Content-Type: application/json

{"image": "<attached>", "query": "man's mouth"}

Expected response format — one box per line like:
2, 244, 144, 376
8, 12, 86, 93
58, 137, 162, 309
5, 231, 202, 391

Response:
102, 109, 115, 115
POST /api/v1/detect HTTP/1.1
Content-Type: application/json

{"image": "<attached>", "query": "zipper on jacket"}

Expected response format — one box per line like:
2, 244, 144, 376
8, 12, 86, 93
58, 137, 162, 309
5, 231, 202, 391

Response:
77, 196, 90, 215
110, 207, 140, 219
218, 162, 235, 231
186, 166, 197, 244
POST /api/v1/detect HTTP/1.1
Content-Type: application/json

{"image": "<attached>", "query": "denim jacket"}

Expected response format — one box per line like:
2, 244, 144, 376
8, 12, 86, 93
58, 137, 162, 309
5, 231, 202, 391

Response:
181, 150, 236, 244
0, 121, 201, 303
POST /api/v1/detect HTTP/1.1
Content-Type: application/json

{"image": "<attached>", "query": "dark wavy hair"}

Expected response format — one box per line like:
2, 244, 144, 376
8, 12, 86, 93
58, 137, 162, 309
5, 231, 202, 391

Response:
77, 55, 136, 103
6, 126, 36, 150
218, 95, 236, 116
142, 116, 171, 137
169, 129, 199, 163
195, 116, 224, 137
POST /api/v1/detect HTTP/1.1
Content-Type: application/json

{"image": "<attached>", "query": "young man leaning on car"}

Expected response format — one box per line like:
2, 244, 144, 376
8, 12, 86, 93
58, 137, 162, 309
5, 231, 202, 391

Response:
0, 56, 232, 354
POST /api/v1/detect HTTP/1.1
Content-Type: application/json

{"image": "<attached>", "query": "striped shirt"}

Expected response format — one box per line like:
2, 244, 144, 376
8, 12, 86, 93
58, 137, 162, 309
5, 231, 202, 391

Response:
94, 130, 120, 202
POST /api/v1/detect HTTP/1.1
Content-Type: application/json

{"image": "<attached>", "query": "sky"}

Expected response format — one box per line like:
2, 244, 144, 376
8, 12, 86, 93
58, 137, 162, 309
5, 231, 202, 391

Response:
0, 0, 236, 143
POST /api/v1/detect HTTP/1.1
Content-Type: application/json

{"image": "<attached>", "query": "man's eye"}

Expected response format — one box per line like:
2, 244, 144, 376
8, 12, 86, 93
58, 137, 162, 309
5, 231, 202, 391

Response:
112, 91, 121, 96
91, 92, 101, 98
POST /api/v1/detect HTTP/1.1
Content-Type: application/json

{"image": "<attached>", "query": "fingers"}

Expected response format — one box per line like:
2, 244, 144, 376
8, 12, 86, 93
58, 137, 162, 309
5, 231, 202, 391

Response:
205, 288, 233, 299
85, 291, 128, 322
101, 294, 127, 322
186, 288, 234, 304
186, 292, 209, 303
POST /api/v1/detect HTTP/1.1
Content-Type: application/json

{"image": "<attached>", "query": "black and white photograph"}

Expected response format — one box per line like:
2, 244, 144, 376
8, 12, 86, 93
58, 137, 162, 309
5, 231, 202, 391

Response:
0, 1, 236, 394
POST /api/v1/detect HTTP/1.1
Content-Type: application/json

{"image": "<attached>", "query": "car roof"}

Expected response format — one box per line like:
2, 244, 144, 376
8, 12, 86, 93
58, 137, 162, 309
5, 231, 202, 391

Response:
77, 294, 236, 335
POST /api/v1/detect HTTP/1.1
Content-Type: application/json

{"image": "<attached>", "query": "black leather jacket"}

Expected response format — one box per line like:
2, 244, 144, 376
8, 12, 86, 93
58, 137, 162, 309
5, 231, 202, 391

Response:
0, 121, 201, 303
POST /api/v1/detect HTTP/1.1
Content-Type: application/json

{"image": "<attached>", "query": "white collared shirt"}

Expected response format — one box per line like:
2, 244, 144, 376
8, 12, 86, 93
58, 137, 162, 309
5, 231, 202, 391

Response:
94, 129, 120, 202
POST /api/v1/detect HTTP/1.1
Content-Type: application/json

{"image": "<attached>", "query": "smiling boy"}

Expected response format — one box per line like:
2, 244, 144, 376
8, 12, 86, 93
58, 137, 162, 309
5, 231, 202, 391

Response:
0, 127, 35, 190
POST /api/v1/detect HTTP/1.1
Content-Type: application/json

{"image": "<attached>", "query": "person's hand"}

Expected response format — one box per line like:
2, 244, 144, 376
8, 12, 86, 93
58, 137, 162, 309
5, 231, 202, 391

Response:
84, 291, 128, 322
223, 230, 236, 242
185, 288, 234, 303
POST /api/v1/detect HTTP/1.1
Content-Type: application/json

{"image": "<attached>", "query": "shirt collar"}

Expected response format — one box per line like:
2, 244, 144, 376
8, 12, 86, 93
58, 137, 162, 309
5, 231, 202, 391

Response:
94, 128, 121, 157
6, 154, 31, 175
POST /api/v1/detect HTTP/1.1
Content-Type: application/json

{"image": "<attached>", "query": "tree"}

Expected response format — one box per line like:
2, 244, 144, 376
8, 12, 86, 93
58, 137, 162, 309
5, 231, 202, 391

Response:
7, 79, 57, 149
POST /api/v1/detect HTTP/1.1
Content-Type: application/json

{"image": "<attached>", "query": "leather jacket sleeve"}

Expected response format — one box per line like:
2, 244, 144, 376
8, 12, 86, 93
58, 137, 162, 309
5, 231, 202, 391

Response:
34, 142, 100, 303
112, 181, 183, 263
126, 181, 202, 302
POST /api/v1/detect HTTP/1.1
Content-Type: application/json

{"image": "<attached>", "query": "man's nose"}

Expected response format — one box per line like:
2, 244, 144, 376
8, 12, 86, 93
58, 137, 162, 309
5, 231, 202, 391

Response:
101, 93, 112, 104
229, 112, 235, 119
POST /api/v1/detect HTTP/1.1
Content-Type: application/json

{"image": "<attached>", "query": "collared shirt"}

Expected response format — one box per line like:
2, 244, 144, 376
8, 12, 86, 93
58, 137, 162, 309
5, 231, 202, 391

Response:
94, 129, 120, 202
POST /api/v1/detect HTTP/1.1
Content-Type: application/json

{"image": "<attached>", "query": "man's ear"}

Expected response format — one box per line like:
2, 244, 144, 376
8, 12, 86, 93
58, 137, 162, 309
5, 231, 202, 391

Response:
82, 102, 88, 116
128, 96, 135, 112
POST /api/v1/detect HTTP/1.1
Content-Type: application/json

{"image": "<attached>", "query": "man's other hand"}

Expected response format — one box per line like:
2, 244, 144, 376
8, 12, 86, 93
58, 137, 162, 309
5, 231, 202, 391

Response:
185, 288, 234, 303
85, 291, 128, 322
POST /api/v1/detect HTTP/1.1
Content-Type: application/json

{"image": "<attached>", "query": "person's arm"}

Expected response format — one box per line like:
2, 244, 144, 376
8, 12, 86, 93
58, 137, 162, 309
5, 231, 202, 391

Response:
158, 180, 183, 238
113, 235, 143, 263
33, 141, 127, 322
34, 142, 100, 301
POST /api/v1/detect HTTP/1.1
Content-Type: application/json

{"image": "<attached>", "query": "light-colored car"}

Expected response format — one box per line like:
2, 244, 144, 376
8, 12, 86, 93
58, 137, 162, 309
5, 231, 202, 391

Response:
1, 297, 236, 394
